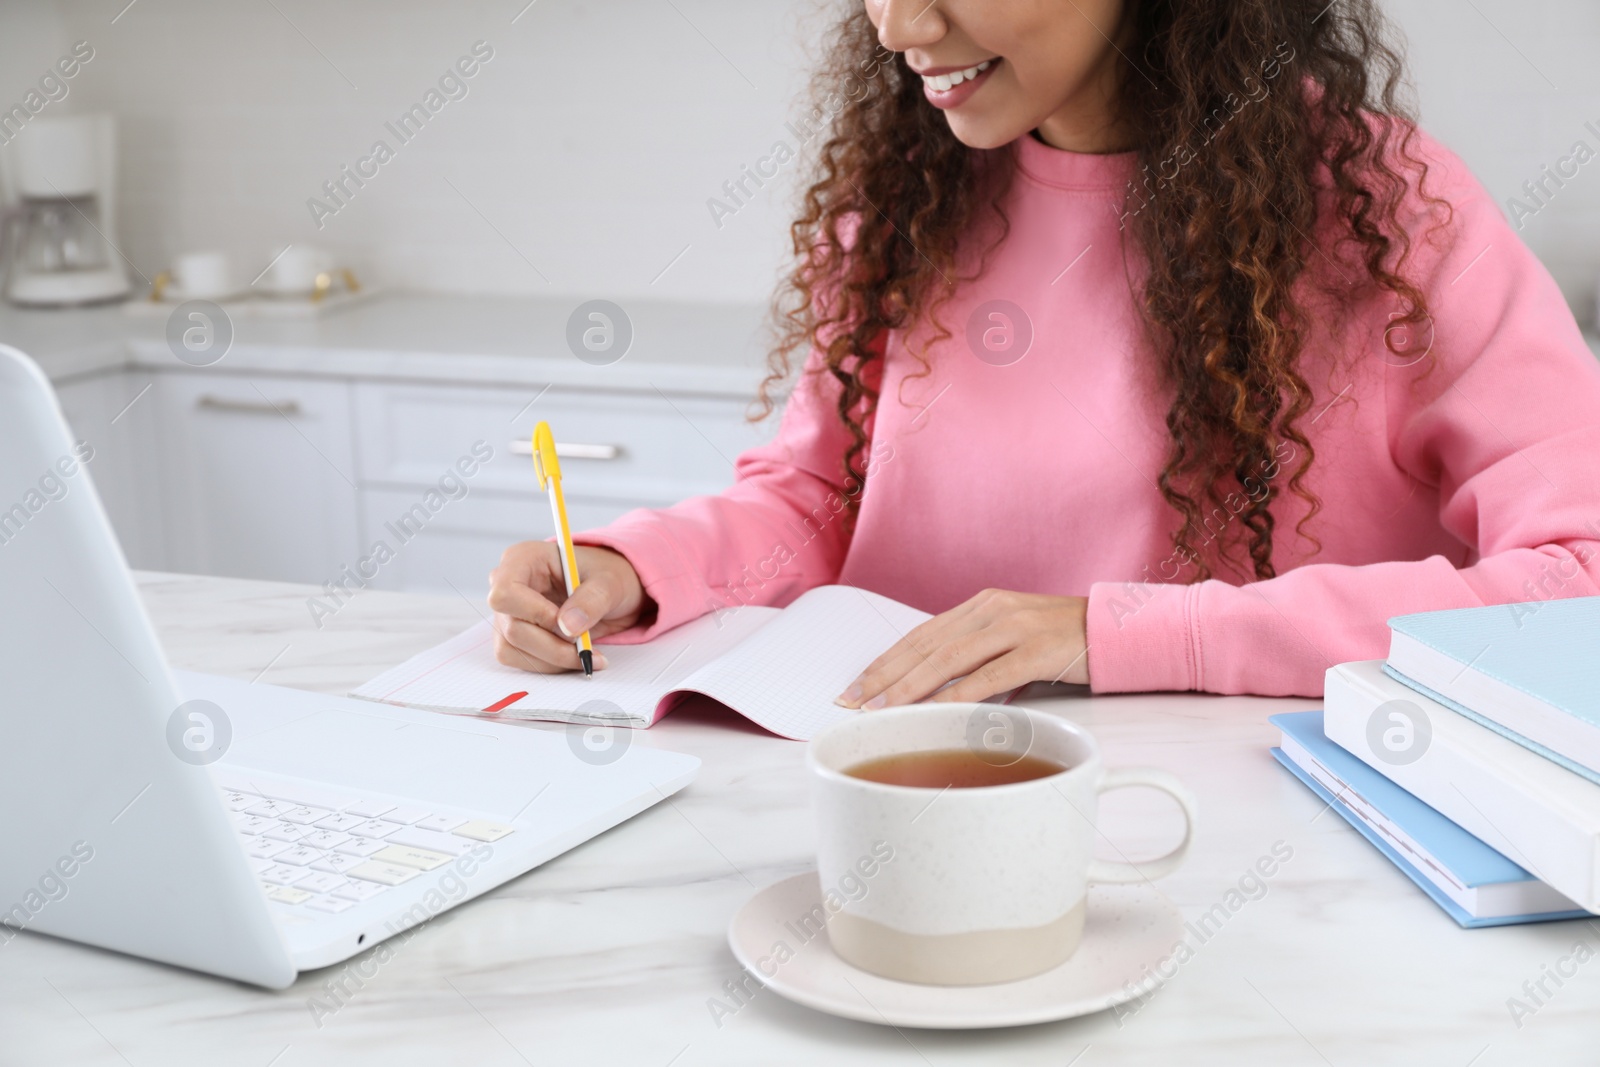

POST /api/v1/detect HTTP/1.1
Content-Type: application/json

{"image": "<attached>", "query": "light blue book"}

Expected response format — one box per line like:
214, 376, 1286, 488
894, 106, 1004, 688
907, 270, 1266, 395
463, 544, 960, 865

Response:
1270, 710, 1589, 927
1385, 596, 1600, 780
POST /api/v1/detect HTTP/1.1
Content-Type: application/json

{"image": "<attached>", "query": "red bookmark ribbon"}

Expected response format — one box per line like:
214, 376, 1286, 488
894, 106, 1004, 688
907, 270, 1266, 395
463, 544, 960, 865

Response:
482, 691, 527, 715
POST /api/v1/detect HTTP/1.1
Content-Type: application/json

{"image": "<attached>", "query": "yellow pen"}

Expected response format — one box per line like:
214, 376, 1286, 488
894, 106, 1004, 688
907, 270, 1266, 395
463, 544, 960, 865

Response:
531, 421, 594, 676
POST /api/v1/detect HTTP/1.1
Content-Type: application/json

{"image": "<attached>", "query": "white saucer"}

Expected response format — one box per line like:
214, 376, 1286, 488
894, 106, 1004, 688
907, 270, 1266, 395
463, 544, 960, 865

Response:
727, 872, 1183, 1029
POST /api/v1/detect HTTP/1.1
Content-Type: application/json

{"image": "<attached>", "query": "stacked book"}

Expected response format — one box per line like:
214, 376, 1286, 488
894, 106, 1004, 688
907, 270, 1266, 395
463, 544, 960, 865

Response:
1271, 596, 1600, 927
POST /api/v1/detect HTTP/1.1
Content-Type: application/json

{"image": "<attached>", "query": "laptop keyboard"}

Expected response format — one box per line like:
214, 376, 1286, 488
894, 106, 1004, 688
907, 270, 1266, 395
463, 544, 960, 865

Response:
216, 774, 515, 915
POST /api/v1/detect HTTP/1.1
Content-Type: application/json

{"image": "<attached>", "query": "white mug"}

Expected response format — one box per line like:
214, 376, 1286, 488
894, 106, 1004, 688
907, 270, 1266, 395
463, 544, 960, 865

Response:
808, 703, 1197, 986
172, 251, 234, 300
262, 244, 332, 295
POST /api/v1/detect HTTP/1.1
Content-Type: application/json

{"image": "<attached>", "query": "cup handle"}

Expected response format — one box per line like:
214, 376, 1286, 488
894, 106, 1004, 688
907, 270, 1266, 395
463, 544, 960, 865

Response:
1085, 767, 1198, 884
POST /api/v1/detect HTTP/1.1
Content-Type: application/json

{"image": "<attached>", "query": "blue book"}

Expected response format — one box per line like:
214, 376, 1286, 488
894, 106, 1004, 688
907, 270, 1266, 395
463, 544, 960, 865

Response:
1385, 596, 1600, 779
1270, 710, 1589, 927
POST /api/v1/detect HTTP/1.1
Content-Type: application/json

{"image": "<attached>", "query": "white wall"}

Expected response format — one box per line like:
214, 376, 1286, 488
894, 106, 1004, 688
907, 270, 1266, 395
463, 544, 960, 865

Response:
1390, 0, 1600, 324
1, 0, 1597, 321
5, 0, 827, 304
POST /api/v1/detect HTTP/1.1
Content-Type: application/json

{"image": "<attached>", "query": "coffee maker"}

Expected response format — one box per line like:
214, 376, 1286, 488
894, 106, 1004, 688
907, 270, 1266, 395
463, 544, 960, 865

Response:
0, 113, 130, 307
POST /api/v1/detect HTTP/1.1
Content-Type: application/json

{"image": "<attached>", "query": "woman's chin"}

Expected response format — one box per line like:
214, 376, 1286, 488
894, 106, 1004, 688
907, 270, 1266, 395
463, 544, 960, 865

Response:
941, 113, 1028, 151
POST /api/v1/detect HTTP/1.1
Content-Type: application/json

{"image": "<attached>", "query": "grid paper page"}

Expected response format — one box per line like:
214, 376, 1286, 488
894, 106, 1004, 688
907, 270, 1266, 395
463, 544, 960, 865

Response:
351, 607, 780, 725
676, 585, 931, 740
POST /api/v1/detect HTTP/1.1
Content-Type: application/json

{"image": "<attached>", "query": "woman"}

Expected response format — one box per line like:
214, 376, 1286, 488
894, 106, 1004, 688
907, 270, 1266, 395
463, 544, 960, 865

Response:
489, 0, 1600, 703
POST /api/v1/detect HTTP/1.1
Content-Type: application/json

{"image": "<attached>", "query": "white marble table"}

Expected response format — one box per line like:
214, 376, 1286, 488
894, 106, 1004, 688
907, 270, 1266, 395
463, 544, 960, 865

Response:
3, 572, 1598, 1066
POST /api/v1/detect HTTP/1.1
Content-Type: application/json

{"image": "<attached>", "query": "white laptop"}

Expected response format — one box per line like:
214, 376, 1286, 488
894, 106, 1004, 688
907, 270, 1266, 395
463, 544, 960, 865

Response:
0, 345, 699, 988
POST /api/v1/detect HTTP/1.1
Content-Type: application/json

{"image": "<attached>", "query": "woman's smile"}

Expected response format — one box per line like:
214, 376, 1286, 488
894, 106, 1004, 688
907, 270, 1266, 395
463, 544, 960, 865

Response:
914, 57, 1000, 109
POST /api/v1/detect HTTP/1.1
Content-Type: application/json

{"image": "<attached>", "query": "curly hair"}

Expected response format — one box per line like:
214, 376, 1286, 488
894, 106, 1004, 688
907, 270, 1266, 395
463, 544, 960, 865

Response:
759, 0, 1440, 583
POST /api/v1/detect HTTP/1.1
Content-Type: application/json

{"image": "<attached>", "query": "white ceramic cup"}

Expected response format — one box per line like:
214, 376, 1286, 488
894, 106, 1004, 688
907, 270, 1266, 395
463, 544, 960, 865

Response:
808, 703, 1197, 986
262, 245, 331, 295
172, 251, 234, 300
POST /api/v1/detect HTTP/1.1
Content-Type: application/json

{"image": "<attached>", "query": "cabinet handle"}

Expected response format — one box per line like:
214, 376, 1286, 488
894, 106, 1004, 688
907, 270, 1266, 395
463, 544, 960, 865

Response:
197, 395, 302, 417
509, 439, 622, 461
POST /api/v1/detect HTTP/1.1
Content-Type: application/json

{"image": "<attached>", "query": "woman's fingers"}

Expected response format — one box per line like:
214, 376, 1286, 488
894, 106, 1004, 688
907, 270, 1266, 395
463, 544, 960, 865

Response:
555, 571, 623, 639
492, 618, 568, 673
834, 591, 1089, 708
927, 647, 1042, 704
487, 577, 560, 630
836, 625, 947, 707
488, 542, 564, 614
846, 625, 1018, 709
835, 593, 996, 708
487, 540, 637, 673
492, 612, 609, 672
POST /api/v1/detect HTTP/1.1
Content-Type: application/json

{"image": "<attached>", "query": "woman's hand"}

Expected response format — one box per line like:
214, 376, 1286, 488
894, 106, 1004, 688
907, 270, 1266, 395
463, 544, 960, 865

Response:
487, 542, 650, 673
834, 589, 1090, 708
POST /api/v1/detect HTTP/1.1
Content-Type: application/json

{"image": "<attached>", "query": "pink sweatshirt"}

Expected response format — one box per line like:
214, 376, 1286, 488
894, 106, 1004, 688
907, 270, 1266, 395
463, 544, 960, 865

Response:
575, 131, 1600, 697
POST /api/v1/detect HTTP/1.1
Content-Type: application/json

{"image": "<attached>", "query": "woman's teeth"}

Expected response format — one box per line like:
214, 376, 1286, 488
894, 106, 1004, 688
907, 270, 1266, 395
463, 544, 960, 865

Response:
922, 60, 993, 93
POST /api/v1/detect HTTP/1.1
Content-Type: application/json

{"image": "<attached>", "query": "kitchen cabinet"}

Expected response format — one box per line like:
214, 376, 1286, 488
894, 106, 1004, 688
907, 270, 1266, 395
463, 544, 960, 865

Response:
23, 295, 777, 593
349, 380, 772, 596
155, 372, 363, 584
356, 488, 630, 600
53, 367, 774, 594
55, 368, 169, 571
353, 380, 769, 504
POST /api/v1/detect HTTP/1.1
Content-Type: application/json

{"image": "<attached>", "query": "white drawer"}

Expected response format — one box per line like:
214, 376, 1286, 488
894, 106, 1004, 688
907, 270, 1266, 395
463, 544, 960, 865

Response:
158, 372, 361, 584
354, 381, 774, 505
357, 488, 632, 599
56, 370, 167, 570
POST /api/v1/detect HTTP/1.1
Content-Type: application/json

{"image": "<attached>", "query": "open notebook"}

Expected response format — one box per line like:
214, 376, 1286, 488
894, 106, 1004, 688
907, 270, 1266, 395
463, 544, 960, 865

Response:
350, 585, 932, 741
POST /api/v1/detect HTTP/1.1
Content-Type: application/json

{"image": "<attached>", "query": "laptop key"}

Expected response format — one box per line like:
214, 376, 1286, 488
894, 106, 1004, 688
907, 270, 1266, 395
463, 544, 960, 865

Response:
222, 791, 259, 812
234, 814, 278, 835
246, 839, 292, 860
453, 820, 515, 843
380, 807, 434, 826
263, 824, 312, 843
346, 861, 420, 886
276, 846, 323, 867
303, 830, 352, 851
310, 853, 365, 874
280, 806, 333, 826
385, 826, 470, 856
297, 872, 348, 894
306, 894, 356, 914
260, 864, 310, 886
348, 819, 403, 840
344, 800, 396, 818
334, 838, 387, 858
245, 800, 295, 818
372, 845, 452, 871
314, 814, 366, 833
415, 814, 467, 833
332, 880, 388, 902
265, 885, 313, 905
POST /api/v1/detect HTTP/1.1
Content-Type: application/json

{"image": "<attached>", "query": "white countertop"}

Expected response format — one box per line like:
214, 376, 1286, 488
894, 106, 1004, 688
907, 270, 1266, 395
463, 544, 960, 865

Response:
3, 572, 1597, 1065
0, 294, 772, 397
3, 295, 1595, 403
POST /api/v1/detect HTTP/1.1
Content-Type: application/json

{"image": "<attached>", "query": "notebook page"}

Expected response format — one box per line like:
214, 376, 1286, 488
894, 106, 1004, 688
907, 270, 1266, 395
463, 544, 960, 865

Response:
350, 606, 781, 725
676, 585, 932, 740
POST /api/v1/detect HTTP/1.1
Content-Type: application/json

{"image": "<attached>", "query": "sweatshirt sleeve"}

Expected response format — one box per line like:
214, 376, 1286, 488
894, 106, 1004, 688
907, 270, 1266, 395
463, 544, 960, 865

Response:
570, 351, 861, 642
1084, 148, 1600, 696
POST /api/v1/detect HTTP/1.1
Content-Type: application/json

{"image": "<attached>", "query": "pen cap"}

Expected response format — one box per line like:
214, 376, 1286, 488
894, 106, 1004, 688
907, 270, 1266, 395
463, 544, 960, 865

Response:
532, 421, 562, 488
